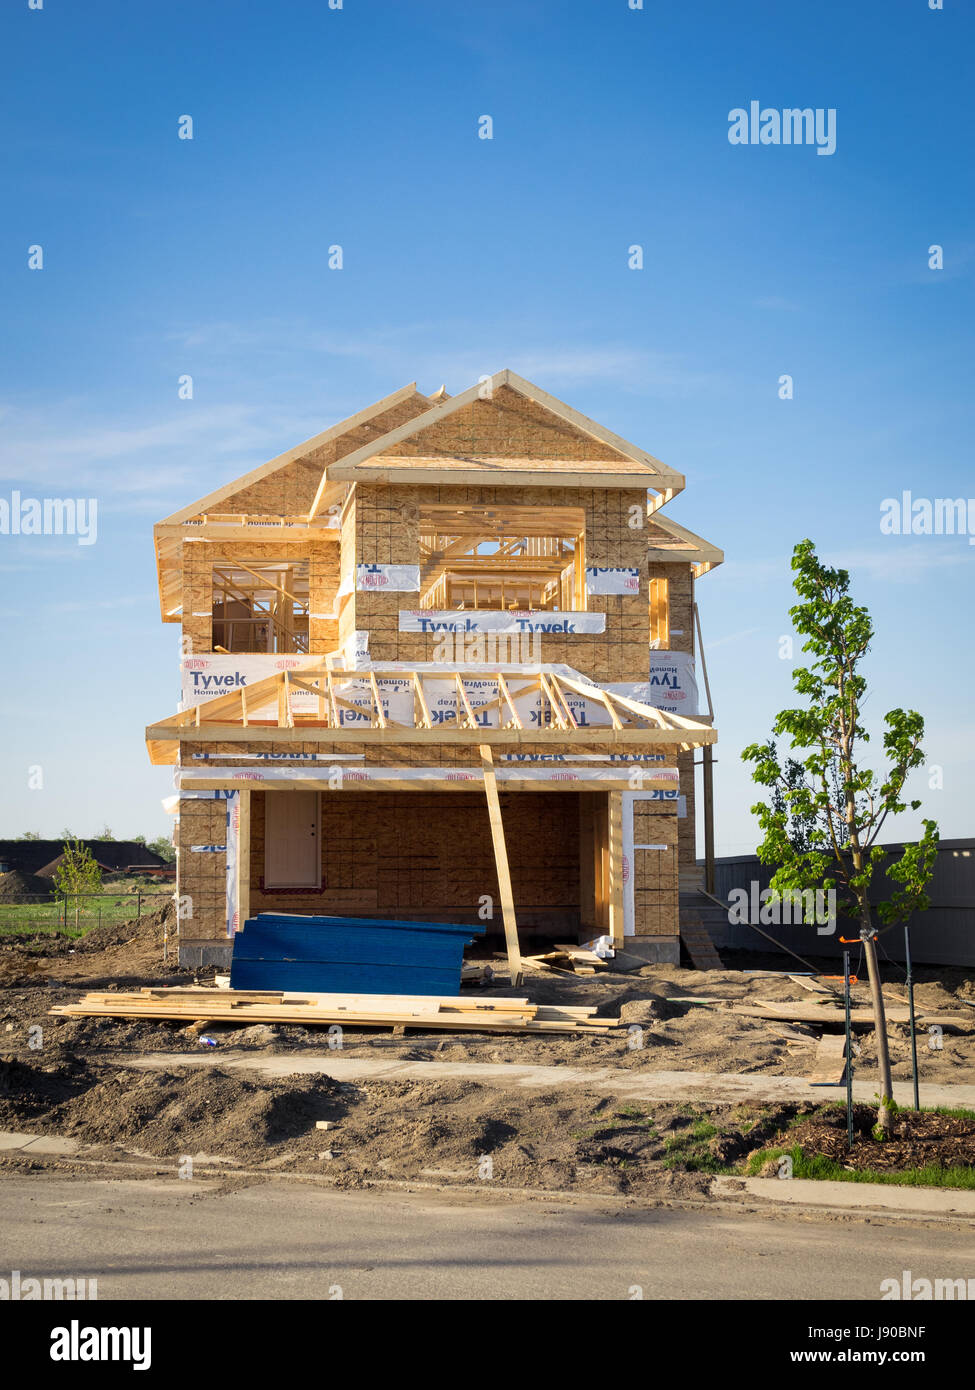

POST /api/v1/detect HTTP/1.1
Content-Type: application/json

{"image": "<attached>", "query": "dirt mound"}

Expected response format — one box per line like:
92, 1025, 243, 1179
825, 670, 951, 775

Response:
1, 1057, 341, 1160
0, 903, 179, 986
0, 870, 53, 901
70, 903, 174, 956
52, 1066, 341, 1158
0, 1052, 92, 1121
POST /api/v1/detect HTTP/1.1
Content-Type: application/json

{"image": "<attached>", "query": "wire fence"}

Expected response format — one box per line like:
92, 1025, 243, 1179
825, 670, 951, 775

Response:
0, 891, 174, 936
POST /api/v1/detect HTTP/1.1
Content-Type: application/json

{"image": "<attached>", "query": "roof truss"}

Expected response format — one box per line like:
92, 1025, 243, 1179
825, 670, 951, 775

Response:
145, 665, 716, 764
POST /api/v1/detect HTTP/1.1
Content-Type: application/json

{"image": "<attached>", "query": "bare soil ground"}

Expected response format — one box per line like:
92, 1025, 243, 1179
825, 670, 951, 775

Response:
1, 908, 973, 1196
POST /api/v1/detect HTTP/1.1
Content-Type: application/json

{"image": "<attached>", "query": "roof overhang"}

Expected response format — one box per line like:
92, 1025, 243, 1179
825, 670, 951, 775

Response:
146, 665, 716, 765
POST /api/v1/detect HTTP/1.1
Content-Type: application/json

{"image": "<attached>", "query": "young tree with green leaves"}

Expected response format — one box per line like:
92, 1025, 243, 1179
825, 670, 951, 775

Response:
743, 540, 939, 1134
52, 839, 103, 917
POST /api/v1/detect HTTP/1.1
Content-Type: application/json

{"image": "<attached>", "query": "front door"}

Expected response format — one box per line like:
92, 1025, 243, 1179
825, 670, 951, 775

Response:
264, 791, 321, 889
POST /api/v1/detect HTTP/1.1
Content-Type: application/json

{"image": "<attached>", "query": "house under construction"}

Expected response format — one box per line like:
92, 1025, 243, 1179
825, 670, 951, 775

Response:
145, 371, 722, 974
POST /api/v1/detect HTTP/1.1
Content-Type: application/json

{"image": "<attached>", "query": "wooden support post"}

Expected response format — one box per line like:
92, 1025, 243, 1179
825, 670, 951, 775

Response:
608, 791, 625, 948
236, 789, 251, 933
479, 744, 523, 987
703, 743, 715, 896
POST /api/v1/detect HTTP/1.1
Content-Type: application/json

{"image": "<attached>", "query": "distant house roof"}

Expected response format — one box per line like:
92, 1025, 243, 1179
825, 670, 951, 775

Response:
0, 841, 166, 877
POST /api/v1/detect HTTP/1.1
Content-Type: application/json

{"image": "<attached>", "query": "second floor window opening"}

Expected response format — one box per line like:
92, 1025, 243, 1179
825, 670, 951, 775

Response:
212, 559, 309, 653
418, 504, 586, 612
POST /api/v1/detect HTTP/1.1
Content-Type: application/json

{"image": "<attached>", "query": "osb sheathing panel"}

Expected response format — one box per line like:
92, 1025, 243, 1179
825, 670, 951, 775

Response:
631, 804, 679, 937
350, 482, 650, 682
175, 798, 227, 940
248, 789, 582, 923
377, 386, 630, 463
213, 394, 432, 517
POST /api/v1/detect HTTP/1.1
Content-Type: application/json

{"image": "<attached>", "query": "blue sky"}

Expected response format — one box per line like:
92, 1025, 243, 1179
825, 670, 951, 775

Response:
0, 0, 971, 854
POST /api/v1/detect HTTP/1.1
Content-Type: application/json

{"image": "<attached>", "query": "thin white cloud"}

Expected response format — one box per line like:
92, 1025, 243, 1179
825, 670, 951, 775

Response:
706, 626, 761, 649
163, 320, 728, 397
0, 402, 325, 500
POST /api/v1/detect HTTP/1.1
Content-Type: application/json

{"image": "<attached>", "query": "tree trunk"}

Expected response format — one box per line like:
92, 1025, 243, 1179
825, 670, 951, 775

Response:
861, 904, 894, 1134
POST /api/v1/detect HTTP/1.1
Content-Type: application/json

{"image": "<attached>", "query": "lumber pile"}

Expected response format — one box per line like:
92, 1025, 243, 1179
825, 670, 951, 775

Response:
50, 987, 620, 1036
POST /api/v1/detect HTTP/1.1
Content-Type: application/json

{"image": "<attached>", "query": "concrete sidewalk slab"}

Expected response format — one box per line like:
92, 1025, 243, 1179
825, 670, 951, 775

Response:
0, 1130, 81, 1155
713, 1174, 975, 1217
118, 1052, 975, 1110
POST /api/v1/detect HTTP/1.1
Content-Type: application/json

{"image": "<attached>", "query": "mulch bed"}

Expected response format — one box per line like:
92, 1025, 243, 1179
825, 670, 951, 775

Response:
785, 1103, 975, 1172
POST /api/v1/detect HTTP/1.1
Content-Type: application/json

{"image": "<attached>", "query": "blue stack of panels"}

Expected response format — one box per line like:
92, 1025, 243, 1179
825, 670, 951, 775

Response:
229, 913, 486, 996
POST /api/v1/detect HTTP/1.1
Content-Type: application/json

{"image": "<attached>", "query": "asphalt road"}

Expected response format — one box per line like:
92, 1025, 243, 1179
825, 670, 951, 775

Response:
2, 1175, 974, 1300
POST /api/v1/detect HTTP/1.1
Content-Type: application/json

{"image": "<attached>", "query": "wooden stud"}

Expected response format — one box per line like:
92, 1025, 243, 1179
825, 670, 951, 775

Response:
479, 743, 523, 988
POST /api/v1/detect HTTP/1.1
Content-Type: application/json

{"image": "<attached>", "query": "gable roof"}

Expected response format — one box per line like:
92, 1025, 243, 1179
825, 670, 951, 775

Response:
645, 513, 724, 577
308, 369, 684, 514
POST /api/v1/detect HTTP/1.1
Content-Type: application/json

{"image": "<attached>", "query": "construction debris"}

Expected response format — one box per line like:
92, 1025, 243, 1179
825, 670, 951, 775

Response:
526, 942, 611, 976
51, 986, 620, 1036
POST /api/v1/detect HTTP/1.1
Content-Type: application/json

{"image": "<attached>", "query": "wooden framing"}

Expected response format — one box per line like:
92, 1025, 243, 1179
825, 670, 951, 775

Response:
480, 745, 523, 986
146, 665, 716, 764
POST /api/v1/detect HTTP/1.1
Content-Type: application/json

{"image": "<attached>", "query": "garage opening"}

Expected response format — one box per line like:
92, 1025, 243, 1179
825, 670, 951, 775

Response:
249, 789, 611, 945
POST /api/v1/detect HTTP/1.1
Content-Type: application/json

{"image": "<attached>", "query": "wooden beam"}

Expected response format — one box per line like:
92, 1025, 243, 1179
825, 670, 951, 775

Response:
479, 744, 523, 988
147, 722, 706, 748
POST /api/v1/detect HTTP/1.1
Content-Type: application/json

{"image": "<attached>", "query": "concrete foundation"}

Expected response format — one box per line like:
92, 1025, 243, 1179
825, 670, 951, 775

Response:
618, 937, 681, 966
178, 939, 234, 970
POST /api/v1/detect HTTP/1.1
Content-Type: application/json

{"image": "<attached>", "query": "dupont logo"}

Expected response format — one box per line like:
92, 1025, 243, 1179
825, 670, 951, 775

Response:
445, 772, 476, 780
548, 772, 579, 781
343, 771, 368, 781
231, 772, 264, 781
183, 658, 210, 670
274, 658, 302, 669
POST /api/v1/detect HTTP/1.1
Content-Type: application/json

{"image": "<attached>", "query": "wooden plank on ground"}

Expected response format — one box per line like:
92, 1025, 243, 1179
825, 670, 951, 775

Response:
808, 1033, 847, 1085
733, 1002, 971, 1030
